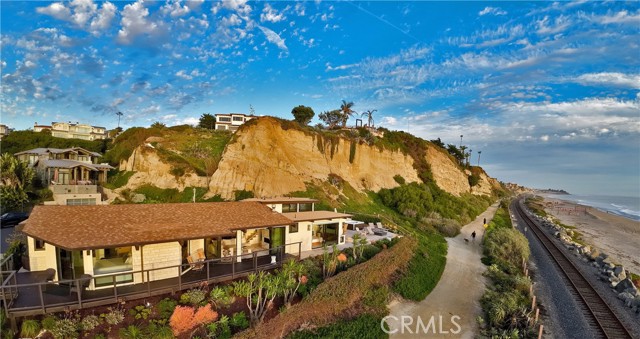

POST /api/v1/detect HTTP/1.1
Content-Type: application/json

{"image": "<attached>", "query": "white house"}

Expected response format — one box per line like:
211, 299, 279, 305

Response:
214, 113, 255, 132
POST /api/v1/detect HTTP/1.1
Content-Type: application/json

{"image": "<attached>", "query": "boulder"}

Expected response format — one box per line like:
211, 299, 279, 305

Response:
613, 265, 627, 280
587, 248, 600, 261
614, 278, 638, 294
618, 292, 635, 307
131, 193, 146, 203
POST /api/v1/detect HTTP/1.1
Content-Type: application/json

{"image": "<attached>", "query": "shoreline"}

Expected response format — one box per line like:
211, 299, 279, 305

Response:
540, 196, 640, 275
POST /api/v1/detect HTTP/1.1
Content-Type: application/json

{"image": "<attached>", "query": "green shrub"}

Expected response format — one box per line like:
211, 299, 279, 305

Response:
484, 228, 530, 270
129, 304, 152, 320
209, 286, 235, 308
157, 298, 178, 319
433, 218, 462, 237
362, 285, 389, 316
103, 170, 135, 189
180, 288, 207, 306
119, 325, 145, 339
229, 312, 250, 330
287, 314, 386, 339
101, 306, 125, 325
51, 317, 78, 339
393, 174, 406, 185
234, 190, 254, 201
41, 316, 56, 331
361, 245, 381, 260
147, 323, 174, 339
297, 258, 322, 297
79, 314, 101, 331
21, 319, 41, 338
207, 315, 231, 339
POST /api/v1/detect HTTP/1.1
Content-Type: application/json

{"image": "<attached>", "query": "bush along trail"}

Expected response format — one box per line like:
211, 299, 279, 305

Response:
479, 199, 540, 338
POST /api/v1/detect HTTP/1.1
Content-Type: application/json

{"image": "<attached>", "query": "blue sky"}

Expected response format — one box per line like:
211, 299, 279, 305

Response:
1, 1, 639, 197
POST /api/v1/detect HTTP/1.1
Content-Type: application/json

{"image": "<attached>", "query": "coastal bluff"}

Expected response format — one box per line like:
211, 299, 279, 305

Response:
207, 117, 497, 200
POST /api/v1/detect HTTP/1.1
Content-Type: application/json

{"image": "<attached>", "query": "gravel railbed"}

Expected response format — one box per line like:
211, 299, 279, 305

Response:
513, 200, 640, 339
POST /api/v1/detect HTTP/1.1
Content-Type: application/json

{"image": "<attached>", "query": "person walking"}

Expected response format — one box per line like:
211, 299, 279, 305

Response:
471, 231, 476, 242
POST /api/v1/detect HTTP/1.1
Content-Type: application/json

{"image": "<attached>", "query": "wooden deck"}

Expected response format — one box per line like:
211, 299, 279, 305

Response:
2, 247, 299, 318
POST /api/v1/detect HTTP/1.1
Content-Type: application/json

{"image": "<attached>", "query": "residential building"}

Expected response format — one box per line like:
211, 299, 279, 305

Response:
14, 147, 113, 205
214, 113, 254, 132
0, 124, 12, 139
33, 121, 108, 140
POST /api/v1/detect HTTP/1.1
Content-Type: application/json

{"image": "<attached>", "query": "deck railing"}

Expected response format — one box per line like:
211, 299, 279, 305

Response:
1, 242, 301, 318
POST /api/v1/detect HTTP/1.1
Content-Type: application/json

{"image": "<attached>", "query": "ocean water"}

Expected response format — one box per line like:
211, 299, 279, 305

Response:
544, 193, 640, 222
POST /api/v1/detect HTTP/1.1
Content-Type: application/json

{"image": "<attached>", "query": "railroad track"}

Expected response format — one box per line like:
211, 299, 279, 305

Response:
514, 199, 634, 339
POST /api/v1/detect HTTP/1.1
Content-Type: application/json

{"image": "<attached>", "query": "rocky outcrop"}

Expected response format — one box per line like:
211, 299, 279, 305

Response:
119, 146, 208, 191
208, 118, 422, 199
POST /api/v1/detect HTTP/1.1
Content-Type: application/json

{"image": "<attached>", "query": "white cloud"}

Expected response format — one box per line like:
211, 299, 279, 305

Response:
590, 10, 640, 25
89, 2, 116, 35
574, 72, 640, 89
176, 116, 200, 126
261, 3, 285, 23
540, 135, 549, 142
212, 0, 252, 16
326, 63, 359, 71
479, 7, 507, 16
117, 1, 163, 44
36, 2, 71, 21
381, 116, 398, 126
536, 15, 571, 35
258, 26, 288, 51
175, 70, 193, 80
162, 0, 191, 18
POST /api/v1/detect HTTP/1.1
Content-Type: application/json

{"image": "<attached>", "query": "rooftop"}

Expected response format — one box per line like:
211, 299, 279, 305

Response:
41, 159, 113, 170
15, 147, 102, 157
22, 202, 293, 250
243, 197, 319, 204
282, 211, 352, 222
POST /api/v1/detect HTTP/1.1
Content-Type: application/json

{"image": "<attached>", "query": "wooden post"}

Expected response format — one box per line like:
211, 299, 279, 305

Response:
253, 251, 258, 273
147, 271, 151, 296
39, 284, 45, 313
538, 324, 544, 339
535, 308, 540, 323
76, 279, 82, 308
531, 295, 536, 310
529, 285, 533, 296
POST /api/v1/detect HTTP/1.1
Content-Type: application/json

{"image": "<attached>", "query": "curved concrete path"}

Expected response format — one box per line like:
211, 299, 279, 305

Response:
387, 202, 500, 338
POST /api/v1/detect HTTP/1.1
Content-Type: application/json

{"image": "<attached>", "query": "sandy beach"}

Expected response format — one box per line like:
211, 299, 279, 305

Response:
541, 197, 640, 274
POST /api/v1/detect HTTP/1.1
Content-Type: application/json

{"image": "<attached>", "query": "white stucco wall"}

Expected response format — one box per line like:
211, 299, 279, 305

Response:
142, 242, 182, 281
27, 236, 58, 280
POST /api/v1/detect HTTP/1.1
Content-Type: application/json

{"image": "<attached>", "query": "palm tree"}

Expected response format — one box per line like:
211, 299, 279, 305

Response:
339, 100, 355, 128
361, 109, 377, 128
477, 150, 482, 166
116, 111, 124, 129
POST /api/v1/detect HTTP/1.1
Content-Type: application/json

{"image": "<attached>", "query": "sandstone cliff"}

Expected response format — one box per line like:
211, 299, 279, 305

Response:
207, 117, 496, 200
119, 146, 208, 191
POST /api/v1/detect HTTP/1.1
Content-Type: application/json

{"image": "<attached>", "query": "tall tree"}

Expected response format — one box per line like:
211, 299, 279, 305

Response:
199, 113, 216, 130
360, 109, 376, 127
116, 111, 124, 129
291, 105, 315, 125
339, 100, 355, 127
318, 110, 343, 129
0, 153, 34, 213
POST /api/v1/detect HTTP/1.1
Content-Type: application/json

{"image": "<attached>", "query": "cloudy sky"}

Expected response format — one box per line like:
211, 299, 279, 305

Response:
1, 1, 639, 196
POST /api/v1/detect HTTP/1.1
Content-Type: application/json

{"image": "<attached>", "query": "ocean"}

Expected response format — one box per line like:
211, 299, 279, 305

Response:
543, 193, 640, 222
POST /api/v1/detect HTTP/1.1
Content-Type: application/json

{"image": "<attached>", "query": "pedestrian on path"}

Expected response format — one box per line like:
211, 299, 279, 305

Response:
471, 231, 476, 242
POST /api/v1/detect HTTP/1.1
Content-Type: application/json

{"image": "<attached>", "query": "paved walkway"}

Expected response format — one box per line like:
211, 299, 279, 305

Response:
387, 202, 500, 338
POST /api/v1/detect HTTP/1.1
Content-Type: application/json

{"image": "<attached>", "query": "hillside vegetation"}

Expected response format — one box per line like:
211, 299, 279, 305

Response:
0, 130, 109, 155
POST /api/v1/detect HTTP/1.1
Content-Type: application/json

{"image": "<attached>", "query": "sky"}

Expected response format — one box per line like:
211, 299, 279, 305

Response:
1, 1, 639, 197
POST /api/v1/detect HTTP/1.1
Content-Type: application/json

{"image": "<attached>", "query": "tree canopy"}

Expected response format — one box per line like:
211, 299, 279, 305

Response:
0, 153, 34, 213
199, 113, 216, 130
318, 110, 343, 129
291, 105, 315, 125
339, 100, 355, 127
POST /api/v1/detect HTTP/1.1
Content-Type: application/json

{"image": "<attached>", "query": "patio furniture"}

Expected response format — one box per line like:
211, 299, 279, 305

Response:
354, 227, 367, 237
371, 222, 388, 236
195, 248, 206, 261
70, 274, 92, 296
220, 249, 234, 263
187, 255, 204, 271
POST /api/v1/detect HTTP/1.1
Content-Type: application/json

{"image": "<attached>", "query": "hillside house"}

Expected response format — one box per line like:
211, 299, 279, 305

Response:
33, 121, 108, 140
214, 113, 254, 132
15, 147, 113, 205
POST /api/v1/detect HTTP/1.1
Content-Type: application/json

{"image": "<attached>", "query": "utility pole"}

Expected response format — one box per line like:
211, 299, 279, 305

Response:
477, 150, 482, 166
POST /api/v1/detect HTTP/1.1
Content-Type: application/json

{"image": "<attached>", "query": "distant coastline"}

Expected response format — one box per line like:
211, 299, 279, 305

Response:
540, 193, 640, 222
535, 189, 570, 195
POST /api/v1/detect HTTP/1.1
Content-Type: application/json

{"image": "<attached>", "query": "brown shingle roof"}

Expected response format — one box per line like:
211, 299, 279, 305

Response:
282, 211, 352, 222
22, 202, 292, 250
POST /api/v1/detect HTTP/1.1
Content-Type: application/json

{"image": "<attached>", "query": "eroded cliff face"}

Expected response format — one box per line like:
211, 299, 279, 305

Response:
425, 146, 471, 196
119, 146, 208, 191
208, 118, 421, 199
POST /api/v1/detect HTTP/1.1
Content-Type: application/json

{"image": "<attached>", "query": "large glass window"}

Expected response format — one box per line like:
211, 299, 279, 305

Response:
218, 117, 231, 122
299, 203, 312, 212
66, 198, 96, 205
93, 247, 133, 287
282, 203, 297, 212
232, 116, 244, 121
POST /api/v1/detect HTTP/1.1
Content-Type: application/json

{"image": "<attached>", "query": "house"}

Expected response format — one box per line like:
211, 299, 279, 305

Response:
20, 199, 351, 291
33, 121, 108, 140
0, 124, 12, 139
214, 113, 254, 132
243, 197, 351, 251
15, 147, 114, 205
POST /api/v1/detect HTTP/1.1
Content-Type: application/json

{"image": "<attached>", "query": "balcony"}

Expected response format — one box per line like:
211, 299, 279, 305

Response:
50, 184, 98, 195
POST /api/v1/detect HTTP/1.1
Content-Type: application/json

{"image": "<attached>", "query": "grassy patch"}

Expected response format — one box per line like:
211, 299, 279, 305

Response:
103, 170, 135, 189
287, 314, 386, 339
130, 185, 223, 203
393, 230, 447, 300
